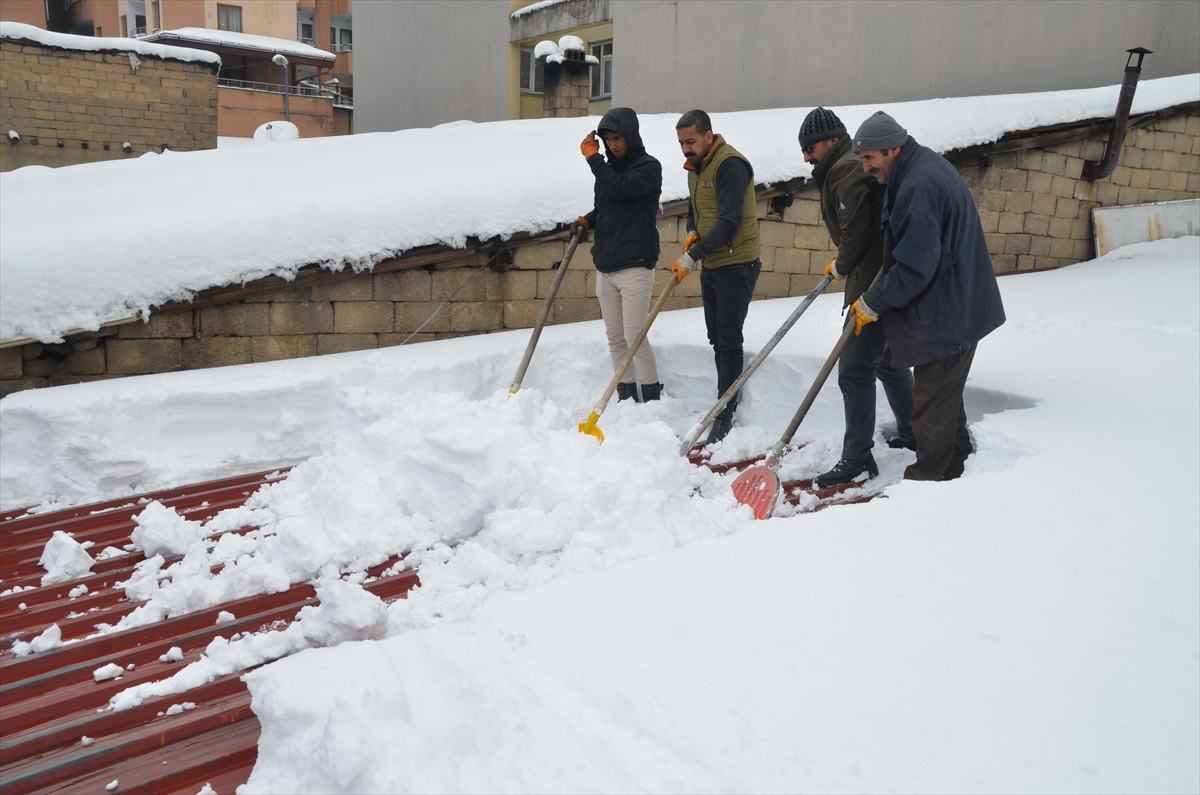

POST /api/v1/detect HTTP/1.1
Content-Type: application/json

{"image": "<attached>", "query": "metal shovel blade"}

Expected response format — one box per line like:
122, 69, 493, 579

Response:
732, 465, 780, 520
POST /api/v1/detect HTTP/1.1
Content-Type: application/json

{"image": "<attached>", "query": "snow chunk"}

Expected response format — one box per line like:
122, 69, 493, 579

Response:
298, 579, 388, 648
39, 531, 95, 585
196, 785, 216, 795
94, 663, 124, 682
215, 611, 236, 625
69, 584, 89, 599
532, 40, 559, 60
159, 646, 185, 663
164, 702, 196, 716
105, 781, 118, 791
558, 35, 585, 52
254, 121, 299, 143
81, 736, 94, 746
130, 501, 205, 558
11, 624, 63, 657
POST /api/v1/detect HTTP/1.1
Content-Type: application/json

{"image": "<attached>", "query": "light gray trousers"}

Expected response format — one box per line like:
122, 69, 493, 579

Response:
596, 266, 658, 384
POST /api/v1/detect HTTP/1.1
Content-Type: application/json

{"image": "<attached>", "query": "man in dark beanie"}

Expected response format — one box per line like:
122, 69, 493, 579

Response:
849, 111, 1006, 481
672, 109, 762, 443
798, 107, 915, 489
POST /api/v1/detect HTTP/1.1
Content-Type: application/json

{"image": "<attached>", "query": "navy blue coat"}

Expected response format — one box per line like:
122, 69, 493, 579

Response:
863, 137, 1006, 368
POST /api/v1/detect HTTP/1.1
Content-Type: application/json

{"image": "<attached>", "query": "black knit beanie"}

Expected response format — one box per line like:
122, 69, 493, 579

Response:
798, 107, 846, 150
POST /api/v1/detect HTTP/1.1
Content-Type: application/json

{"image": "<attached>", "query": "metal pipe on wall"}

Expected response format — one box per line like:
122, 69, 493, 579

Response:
1083, 47, 1152, 182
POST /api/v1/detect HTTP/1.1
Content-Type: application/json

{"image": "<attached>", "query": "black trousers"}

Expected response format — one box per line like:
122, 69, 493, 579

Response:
700, 260, 761, 417
838, 314, 915, 461
905, 343, 977, 481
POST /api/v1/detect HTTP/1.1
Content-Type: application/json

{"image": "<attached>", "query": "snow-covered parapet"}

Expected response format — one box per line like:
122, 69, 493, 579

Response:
511, 0, 573, 18
534, 35, 599, 65
254, 121, 300, 143
0, 21, 221, 72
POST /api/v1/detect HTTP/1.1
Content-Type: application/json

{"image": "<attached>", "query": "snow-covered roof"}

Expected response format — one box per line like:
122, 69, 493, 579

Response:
142, 27, 336, 63
0, 21, 221, 70
511, 0, 573, 19
0, 74, 1197, 345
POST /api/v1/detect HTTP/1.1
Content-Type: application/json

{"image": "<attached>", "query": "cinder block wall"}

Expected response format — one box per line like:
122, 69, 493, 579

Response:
2, 112, 1197, 396
0, 40, 218, 172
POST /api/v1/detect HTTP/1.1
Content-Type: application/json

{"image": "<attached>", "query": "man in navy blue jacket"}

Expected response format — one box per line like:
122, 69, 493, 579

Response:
849, 112, 1006, 481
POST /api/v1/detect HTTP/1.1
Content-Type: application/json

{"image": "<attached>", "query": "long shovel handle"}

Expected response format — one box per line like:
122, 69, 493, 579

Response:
509, 227, 585, 395
678, 271, 834, 455
579, 271, 688, 440
766, 266, 886, 467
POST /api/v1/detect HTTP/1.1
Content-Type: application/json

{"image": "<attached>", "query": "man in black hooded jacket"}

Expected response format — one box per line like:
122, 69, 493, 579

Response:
573, 107, 664, 402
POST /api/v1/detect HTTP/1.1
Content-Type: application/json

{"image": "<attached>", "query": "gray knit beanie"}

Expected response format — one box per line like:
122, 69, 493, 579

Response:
798, 107, 846, 149
852, 111, 908, 152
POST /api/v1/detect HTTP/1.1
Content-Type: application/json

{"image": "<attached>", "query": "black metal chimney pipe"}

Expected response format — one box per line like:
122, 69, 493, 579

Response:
1083, 47, 1152, 182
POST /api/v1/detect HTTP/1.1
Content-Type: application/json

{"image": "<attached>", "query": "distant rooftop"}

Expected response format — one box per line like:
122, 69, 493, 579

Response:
142, 27, 336, 65
0, 21, 222, 71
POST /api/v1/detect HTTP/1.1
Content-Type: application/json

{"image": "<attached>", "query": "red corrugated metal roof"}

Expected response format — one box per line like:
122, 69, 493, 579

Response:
1, 469, 419, 795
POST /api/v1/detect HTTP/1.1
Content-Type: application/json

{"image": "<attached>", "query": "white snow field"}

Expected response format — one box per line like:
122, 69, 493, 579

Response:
1, 73, 1197, 344
2, 237, 1197, 792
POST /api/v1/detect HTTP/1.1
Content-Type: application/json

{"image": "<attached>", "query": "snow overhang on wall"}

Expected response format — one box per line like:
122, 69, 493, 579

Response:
510, 0, 610, 41
0, 21, 222, 73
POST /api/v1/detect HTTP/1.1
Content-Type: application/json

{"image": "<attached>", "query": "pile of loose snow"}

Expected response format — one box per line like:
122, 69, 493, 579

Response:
4, 239, 1196, 791
1, 75, 1195, 343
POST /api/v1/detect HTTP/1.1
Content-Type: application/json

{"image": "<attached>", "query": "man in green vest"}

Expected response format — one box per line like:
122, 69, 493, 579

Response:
672, 109, 762, 444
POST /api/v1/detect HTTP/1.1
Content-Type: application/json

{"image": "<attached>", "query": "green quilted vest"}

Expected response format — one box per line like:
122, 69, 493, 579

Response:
687, 136, 761, 269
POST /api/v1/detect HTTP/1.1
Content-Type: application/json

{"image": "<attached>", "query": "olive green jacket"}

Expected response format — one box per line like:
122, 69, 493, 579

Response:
812, 135, 885, 306
687, 136, 761, 269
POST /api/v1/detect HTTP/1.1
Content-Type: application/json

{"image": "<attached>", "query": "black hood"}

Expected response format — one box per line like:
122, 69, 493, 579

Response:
596, 107, 646, 160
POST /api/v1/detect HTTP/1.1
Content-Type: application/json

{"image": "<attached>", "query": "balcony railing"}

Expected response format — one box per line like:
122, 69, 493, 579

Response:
131, 26, 147, 37
218, 77, 330, 97
331, 42, 352, 53
297, 36, 316, 46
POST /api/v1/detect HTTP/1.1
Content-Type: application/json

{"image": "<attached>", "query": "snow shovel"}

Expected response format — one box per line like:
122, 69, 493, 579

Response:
732, 267, 885, 519
678, 263, 835, 456
509, 225, 586, 396
578, 269, 692, 443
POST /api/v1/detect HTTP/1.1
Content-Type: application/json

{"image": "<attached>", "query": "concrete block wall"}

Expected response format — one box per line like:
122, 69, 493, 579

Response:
0, 40, 218, 172
2, 112, 1196, 397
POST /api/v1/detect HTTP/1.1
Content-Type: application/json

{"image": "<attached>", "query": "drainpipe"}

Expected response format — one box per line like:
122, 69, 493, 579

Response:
1083, 47, 1151, 182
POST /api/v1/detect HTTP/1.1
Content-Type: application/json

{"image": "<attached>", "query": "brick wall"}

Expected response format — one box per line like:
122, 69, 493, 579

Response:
2, 111, 1196, 397
0, 40, 218, 172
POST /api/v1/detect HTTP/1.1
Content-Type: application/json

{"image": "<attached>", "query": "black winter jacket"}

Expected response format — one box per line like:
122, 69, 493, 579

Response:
862, 137, 1006, 368
813, 135, 885, 307
582, 107, 662, 273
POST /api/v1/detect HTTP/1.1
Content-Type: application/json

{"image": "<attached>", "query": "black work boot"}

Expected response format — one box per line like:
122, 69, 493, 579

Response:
814, 455, 879, 489
616, 382, 640, 402
640, 382, 664, 402
886, 435, 916, 451
706, 413, 734, 444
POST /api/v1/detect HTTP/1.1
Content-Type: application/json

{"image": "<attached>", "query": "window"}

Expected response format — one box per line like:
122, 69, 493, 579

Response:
590, 41, 612, 99
299, 22, 313, 45
217, 4, 241, 32
339, 28, 352, 50
519, 47, 544, 94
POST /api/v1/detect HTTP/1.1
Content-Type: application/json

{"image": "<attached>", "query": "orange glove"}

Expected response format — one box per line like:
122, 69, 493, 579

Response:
570, 216, 589, 239
671, 250, 698, 284
580, 133, 600, 159
850, 298, 878, 336
682, 233, 700, 253
823, 257, 842, 282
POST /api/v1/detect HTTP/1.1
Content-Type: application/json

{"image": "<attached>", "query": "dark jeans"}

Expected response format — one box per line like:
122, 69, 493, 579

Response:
700, 259, 761, 417
838, 315, 915, 461
905, 343, 977, 481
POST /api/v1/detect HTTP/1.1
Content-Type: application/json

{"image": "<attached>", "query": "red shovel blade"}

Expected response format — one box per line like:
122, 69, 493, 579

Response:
732, 465, 780, 520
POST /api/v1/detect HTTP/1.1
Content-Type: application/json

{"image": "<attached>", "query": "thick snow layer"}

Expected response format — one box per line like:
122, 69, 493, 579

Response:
142, 27, 335, 62
2, 239, 1196, 790
0, 21, 221, 68
511, 0, 572, 19
2, 75, 1196, 344
38, 530, 95, 586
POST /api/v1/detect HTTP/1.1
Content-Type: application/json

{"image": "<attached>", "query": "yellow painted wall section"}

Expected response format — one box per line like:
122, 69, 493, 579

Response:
512, 19, 614, 120
204, 0, 296, 40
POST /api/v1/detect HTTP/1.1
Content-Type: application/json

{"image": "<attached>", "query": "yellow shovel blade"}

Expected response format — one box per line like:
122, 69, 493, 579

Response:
577, 410, 605, 443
